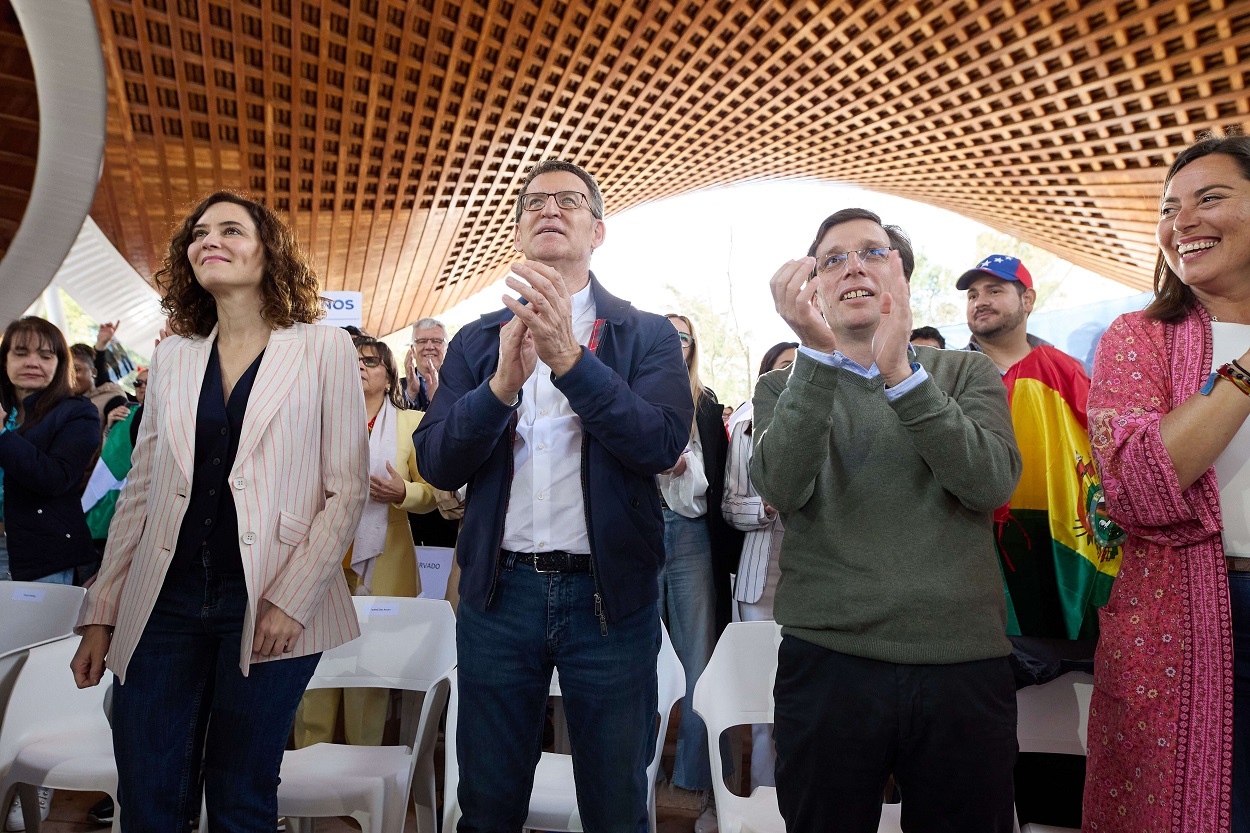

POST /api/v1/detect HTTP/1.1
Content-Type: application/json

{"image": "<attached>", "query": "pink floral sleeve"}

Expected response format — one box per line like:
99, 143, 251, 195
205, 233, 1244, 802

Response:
1088, 311, 1221, 545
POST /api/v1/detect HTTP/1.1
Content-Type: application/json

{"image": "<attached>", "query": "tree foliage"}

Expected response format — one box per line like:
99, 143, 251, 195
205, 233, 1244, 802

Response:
665, 285, 754, 410
908, 250, 962, 327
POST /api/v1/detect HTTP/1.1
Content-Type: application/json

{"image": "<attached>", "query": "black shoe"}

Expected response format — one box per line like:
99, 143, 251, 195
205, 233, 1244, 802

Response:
87, 796, 114, 826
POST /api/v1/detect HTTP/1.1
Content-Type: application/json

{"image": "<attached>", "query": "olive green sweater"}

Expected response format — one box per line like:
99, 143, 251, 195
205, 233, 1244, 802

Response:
751, 347, 1020, 664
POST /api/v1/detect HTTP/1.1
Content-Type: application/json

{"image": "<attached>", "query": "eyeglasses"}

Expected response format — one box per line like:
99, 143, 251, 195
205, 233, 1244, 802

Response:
519, 191, 592, 213
677, 332, 694, 348
815, 246, 895, 275
413, 337, 445, 346
358, 355, 382, 368
133, 379, 147, 389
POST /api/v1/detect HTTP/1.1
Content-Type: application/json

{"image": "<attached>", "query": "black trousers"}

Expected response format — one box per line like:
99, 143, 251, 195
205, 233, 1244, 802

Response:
774, 636, 1018, 833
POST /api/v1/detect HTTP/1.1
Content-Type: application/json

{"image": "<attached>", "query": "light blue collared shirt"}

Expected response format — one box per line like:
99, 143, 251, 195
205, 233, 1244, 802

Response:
797, 344, 928, 401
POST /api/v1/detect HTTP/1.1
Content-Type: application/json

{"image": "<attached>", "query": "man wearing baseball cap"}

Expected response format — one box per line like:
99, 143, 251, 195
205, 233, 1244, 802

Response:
959, 253, 1122, 827
958, 254, 1044, 373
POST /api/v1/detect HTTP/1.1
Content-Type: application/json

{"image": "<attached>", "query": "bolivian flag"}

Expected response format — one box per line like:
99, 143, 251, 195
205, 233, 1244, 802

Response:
997, 346, 1123, 639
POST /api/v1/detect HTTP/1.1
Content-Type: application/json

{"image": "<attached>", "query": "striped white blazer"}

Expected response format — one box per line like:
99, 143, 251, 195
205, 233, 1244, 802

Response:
722, 401, 785, 605
78, 323, 368, 681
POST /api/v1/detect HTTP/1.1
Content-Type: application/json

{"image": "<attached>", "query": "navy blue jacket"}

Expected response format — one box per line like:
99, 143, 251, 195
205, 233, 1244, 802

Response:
0, 394, 100, 580
413, 276, 693, 622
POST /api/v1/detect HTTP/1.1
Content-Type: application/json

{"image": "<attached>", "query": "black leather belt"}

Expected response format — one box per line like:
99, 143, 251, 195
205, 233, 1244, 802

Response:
503, 549, 592, 573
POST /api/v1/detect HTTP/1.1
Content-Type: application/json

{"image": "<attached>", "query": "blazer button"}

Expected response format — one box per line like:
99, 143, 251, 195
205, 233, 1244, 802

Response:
629, 498, 639, 508
233, 477, 246, 489
242, 532, 257, 545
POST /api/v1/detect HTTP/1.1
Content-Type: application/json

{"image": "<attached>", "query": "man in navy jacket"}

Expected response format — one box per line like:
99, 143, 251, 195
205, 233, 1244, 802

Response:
414, 159, 692, 832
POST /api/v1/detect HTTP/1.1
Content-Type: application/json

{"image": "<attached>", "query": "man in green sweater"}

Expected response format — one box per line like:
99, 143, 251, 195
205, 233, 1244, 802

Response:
752, 208, 1022, 832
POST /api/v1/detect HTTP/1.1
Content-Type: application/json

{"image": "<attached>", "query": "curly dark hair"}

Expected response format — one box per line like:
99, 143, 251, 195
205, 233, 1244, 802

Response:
155, 191, 324, 337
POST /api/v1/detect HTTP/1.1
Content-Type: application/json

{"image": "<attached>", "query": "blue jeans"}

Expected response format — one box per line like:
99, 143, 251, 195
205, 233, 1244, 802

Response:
31, 568, 73, 584
1230, 572, 1250, 832
111, 550, 320, 833
456, 555, 660, 833
658, 509, 715, 791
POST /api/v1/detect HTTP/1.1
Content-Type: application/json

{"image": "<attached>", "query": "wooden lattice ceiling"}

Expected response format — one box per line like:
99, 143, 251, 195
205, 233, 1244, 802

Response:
0, 0, 37, 264
87, 0, 1250, 335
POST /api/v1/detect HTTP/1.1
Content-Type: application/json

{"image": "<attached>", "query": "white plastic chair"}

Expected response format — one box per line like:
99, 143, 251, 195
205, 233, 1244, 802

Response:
0, 582, 85, 655
442, 621, 685, 833
0, 635, 117, 833
692, 621, 902, 833
276, 596, 458, 833
1012, 670, 1094, 833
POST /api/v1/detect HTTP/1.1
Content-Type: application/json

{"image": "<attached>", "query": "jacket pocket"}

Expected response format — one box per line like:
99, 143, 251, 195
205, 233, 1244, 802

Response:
276, 510, 313, 545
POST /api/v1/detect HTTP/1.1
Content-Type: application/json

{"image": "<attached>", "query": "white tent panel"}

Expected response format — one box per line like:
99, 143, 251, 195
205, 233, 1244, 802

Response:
43, 217, 164, 359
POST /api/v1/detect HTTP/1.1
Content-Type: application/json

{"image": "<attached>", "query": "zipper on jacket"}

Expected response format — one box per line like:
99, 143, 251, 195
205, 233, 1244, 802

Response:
485, 412, 518, 609
581, 322, 609, 637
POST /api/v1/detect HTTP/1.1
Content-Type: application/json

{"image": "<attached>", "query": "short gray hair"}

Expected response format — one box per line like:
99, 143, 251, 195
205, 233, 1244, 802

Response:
411, 317, 446, 335
514, 159, 604, 222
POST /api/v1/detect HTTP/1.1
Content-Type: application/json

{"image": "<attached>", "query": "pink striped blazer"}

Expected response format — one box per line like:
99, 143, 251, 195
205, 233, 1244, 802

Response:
78, 323, 368, 681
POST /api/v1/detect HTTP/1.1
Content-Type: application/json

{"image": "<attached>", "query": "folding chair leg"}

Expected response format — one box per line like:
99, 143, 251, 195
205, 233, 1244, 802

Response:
287, 817, 316, 833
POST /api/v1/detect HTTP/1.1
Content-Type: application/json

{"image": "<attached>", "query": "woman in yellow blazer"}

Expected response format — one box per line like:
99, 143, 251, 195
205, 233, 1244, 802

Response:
70, 192, 368, 833
294, 337, 437, 746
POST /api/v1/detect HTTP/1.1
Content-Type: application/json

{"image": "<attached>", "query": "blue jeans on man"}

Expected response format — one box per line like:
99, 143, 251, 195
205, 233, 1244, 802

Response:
455, 554, 660, 833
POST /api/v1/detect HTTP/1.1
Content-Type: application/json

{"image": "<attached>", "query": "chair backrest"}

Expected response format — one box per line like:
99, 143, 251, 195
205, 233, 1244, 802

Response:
693, 620, 782, 731
305, 596, 457, 694
0, 635, 112, 777
1015, 670, 1094, 757
0, 582, 86, 656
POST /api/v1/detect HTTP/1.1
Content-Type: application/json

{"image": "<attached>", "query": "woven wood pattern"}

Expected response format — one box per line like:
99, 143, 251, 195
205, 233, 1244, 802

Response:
86, 0, 1250, 334
0, 0, 38, 263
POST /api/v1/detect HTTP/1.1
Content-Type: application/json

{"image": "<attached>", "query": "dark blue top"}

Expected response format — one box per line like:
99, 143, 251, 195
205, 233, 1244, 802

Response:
0, 393, 100, 580
171, 343, 265, 574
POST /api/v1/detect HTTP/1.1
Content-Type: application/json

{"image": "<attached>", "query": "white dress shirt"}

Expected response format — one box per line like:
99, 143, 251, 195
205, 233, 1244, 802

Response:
502, 283, 597, 554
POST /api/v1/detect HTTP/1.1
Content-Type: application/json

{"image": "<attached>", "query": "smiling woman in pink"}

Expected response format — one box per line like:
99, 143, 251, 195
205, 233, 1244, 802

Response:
69, 191, 368, 833
1086, 135, 1250, 832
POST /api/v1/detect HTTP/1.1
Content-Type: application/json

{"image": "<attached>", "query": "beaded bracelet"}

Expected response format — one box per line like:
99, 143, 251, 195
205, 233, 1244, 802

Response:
1217, 362, 1250, 396
1200, 363, 1250, 396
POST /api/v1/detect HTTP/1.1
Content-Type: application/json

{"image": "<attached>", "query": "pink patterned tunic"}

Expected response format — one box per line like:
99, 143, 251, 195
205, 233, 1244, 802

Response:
1085, 305, 1233, 832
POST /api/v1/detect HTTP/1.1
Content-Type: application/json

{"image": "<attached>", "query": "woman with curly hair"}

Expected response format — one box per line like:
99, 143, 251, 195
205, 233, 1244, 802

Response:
70, 191, 368, 833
